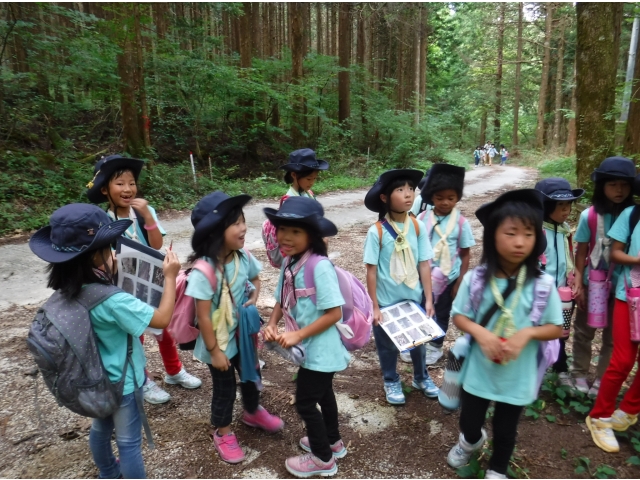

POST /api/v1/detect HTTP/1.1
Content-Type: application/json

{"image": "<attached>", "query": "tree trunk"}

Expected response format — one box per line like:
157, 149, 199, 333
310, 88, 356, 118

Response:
624, 18, 640, 157
331, 3, 338, 56
134, 4, 151, 149
118, 31, 144, 157
316, 3, 323, 54
412, 12, 421, 126
536, 3, 554, 149
565, 64, 577, 156
269, 3, 276, 57
576, 3, 623, 188
357, 6, 367, 127
338, 3, 351, 124
396, 24, 404, 110
290, 2, 305, 146
494, 2, 505, 146
551, 15, 567, 151
512, 2, 524, 147
480, 110, 487, 145
419, 6, 427, 112
251, 3, 261, 58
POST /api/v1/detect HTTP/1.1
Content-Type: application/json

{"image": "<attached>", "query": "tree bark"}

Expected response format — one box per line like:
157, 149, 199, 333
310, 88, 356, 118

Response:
551, 15, 567, 151
624, 18, 640, 157
338, 3, 351, 124
412, 11, 421, 126
357, 5, 367, 127
576, 2, 623, 188
536, 3, 554, 149
250, 3, 261, 58
331, 3, 338, 56
316, 3, 323, 54
565, 64, 577, 156
419, 6, 427, 112
118, 28, 144, 157
480, 110, 487, 145
134, 4, 151, 149
290, 3, 305, 146
512, 2, 524, 147
494, 2, 505, 146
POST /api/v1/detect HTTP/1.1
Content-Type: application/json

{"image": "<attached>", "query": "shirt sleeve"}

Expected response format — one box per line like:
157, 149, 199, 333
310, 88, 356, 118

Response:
313, 260, 346, 310
185, 268, 215, 300
102, 292, 154, 337
450, 271, 475, 321
541, 286, 563, 327
459, 219, 476, 249
573, 208, 591, 243
607, 207, 632, 244
363, 225, 381, 265
417, 219, 434, 262
244, 249, 263, 280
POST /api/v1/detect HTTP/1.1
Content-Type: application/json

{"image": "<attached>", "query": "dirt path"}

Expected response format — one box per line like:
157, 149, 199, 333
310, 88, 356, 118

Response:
2, 164, 636, 479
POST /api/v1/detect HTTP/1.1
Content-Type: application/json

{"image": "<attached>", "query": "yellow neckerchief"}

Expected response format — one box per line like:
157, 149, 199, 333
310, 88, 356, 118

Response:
287, 186, 315, 199
385, 213, 420, 289
430, 208, 459, 276
489, 265, 527, 342
543, 221, 574, 274
211, 252, 239, 352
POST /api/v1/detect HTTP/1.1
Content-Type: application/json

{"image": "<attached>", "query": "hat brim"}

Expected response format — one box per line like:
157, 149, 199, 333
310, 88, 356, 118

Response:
542, 188, 585, 202
264, 208, 338, 237
87, 157, 146, 204
191, 194, 252, 249
590, 170, 636, 183
29, 219, 132, 263
364, 169, 424, 213
280, 159, 330, 172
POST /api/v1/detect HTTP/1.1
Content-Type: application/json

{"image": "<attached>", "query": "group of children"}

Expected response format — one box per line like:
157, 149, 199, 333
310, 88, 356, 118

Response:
474, 143, 508, 167
28, 149, 640, 478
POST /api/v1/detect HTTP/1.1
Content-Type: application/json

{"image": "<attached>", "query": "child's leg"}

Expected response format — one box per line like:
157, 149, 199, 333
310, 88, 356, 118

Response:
372, 325, 400, 383
489, 401, 524, 475
296, 367, 335, 462
572, 302, 597, 378
89, 415, 119, 479
317, 374, 341, 445
616, 338, 640, 416
207, 363, 237, 430
552, 339, 568, 373
459, 389, 490, 444
111, 391, 146, 479
155, 330, 182, 376
231, 354, 260, 414
431, 282, 455, 348
590, 300, 638, 418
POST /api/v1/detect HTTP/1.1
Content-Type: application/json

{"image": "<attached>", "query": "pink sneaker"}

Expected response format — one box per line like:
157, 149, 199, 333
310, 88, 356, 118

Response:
242, 405, 284, 433
285, 453, 337, 478
211, 430, 245, 464
299, 437, 347, 459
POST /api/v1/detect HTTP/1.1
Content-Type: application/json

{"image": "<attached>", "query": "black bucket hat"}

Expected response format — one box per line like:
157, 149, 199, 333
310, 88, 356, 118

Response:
264, 196, 338, 237
417, 170, 429, 191
30, 204, 132, 263
86, 155, 145, 204
280, 149, 329, 173
591, 156, 636, 183
191, 191, 252, 249
364, 169, 423, 213
420, 163, 465, 205
535, 177, 585, 202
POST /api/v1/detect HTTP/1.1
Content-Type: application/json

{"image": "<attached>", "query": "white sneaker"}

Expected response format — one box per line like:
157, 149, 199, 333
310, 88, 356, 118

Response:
588, 378, 601, 399
425, 344, 444, 365
573, 377, 589, 395
164, 368, 202, 389
557, 372, 574, 389
143, 380, 171, 404
447, 429, 487, 468
399, 352, 412, 363
485, 470, 507, 479
586, 416, 619, 453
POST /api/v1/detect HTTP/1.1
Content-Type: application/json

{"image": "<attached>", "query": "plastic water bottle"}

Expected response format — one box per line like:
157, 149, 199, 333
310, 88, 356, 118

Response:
264, 341, 306, 366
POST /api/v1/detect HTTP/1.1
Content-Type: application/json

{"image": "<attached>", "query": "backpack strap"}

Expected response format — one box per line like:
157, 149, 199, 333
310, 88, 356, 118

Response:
127, 336, 155, 448
75, 284, 122, 311
298, 254, 325, 304
192, 259, 218, 291
278, 194, 290, 208
629, 205, 640, 242
530, 274, 554, 326
587, 206, 597, 255
468, 265, 487, 314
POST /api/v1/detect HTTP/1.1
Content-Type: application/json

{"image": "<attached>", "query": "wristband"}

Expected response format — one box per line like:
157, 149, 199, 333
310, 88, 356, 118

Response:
143, 222, 158, 231
206, 344, 218, 353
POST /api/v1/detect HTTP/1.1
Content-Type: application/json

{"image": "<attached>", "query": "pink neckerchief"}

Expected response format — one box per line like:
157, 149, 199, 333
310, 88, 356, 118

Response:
281, 249, 313, 332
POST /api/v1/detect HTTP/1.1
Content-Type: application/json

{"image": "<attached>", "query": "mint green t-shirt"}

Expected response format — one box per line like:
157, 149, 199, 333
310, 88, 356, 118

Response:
113, 205, 166, 248
606, 206, 640, 302
542, 226, 569, 288
451, 270, 563, 406
185, 250, 262, 363
89, 292, 154, 395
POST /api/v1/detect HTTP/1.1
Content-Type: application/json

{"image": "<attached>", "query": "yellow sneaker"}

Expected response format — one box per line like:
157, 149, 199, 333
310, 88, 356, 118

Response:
586, 416, 619, 453
611, 409, 638, 432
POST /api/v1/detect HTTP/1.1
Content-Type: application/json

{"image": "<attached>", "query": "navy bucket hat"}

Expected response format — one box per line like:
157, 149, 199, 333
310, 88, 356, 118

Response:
264, 196, 338, 237
591, 156, 636, 183
191, 191, 252, 250
420, 163, 466, 205
30, 204, 132, 263
364, 169, 423, 213
280, 149, 329, 173
86, 155, 145, 204
535, 177, 585, 202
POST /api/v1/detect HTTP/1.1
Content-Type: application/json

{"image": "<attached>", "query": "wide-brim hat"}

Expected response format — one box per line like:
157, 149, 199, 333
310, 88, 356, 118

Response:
30, 203, 132, 263
264, 196, 338, 237
86, 155, 145, 204
280, 148, 329, 172
591, 156, 636, 183
191, 191, 252, 249
364, 169, 424, 213
535, 177, 585, 202
420, 163, 465, 205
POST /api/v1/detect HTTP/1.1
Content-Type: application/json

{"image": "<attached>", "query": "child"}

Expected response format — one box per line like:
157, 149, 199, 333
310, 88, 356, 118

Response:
363, 169, 439, 405
186, 191, 283, 465
535, 178, 585, 388
447, 189, 563, 479
411, 164, 475, 365
473, 147, 482, 168
29, 203, 182, 479
263, 196, 349, 478
87, 155, 202, 404
487, 143, 497, 166
586, 178, 640, 453
500, 145, 508, 166
281, 148, 329, 199
572, 157, 636, 397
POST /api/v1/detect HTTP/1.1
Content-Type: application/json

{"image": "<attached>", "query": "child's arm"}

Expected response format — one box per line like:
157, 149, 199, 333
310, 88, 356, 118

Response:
419, 260, 434, 317
276, 306, 342, 348
453, 313, 505, 363
453, 247, 471, 298
502, 324, 562, 362
243, 275, 261, 307
264, 302, 283, 341
610, 240, 640, 265
148, 251, 180, 329
195, 298, 232, 371
131, 198, 163, 250
573, 242, 588, 308
366, 264, 382, 325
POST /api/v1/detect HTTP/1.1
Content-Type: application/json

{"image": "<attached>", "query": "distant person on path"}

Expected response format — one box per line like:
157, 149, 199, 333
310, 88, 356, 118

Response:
473, 146, 483, 168
487, 143, 497, 166
500, 145, 509, 166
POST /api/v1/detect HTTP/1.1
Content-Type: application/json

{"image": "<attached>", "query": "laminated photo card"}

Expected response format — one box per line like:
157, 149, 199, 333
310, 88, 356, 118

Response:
379, 301, 445, 352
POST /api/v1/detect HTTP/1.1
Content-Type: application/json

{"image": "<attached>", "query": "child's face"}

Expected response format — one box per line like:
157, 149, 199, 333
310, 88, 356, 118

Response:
101, 170, 137, 209
292, 171, 319, 192
432, 189, 460, 216
604, 180, 631, 204
224, 213, 247, 252
380, 182, 415, 213
549, 200, 572, 224
93, 247, 116, 273
495, 217, 536, 268
276, 224, 311, 257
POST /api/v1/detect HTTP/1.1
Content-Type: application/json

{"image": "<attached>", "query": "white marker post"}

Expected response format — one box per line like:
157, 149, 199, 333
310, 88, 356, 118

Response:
189, 151, 197, 184
208, 155, 213, 181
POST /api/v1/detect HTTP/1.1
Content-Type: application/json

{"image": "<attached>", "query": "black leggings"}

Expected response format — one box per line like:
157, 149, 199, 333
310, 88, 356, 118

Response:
460, 389, 524, 475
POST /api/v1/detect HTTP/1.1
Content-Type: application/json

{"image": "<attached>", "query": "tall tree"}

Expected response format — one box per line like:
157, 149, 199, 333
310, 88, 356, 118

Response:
316, 2, 323, 54
331, 3, 338, 56
551, 14, 567, 151
338, 3, 351, 124
624, 19, 640, 157
418, 6, 427, 113
536, 3, 554, 149
512, 2, 524, 147
133, 4, 151, 149
565, 64, 577, 156
290, 2, 305, 146
494, 3, 505, 145
576, 2, 623, 188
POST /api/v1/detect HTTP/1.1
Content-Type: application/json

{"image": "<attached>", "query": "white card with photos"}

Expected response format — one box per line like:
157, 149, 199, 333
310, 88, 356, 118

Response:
379, 301, 445, 352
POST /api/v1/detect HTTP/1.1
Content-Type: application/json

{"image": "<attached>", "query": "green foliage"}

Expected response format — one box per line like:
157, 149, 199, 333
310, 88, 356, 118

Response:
538, 156, 577, 186
574, 457, 616, 479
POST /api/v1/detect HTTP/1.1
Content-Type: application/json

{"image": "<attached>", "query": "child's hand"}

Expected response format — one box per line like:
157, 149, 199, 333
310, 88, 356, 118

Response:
573, 283, 585, 310
162, 251, 181, 279
373, 307, 382, 326
210, 349, 231, 371
243, 288, 258, 307
425, 299, 435, 318
263, 324, 278, 342
276, 331, 302, 348
476, 329, 504, 363
501, 329, 531, 362
130, 198, 152, 220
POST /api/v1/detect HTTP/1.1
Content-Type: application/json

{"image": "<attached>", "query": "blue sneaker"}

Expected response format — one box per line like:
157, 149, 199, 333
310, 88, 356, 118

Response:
383, 381, 406, 405
412, 377, 439, 398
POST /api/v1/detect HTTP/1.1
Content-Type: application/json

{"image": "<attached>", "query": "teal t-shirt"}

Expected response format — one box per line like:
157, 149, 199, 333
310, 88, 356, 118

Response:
606, 206, 640, 302
113, 205, 167, 248
275, 258, 350, 372
417, 207, 476, 283
574, 207, 620, 287
363, 218, 434, 307
542, 226, 569, 288
451, 270, 563, 406
89, 291, 154, 395
185, 249, 262, 363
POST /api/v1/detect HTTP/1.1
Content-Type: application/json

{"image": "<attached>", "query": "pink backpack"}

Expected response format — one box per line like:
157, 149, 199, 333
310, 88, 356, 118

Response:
167, 260, 217, 345
262, 194, 290, 268
292, 254, 373, 351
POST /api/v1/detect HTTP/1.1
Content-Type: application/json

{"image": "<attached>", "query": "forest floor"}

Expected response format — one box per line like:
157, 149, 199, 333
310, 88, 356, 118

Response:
0, 165, 638, 479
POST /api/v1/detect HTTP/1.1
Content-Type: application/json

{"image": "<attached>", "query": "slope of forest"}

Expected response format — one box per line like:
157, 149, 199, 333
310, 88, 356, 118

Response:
1, 2, 640, 236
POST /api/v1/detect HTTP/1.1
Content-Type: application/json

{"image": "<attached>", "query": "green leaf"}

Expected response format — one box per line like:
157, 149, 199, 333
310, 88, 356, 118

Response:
627, 456, 640, 465
600, 465, 616, 475
555, 387, 567, 399
561, 448, 567, 459
456, 465, 476, 478
546, 414, 556, 423
574, 466, 586, 474
579, 456, 591, 467
561, 407, 570, 414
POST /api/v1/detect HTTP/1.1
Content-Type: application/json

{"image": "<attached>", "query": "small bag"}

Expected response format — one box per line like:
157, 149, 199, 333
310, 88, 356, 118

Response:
587, 268, 612, 329
261, 195, 291, 268
557, 286, 574, 338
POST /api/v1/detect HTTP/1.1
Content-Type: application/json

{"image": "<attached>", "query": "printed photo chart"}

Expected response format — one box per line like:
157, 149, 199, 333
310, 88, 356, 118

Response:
379, 301, 445, 352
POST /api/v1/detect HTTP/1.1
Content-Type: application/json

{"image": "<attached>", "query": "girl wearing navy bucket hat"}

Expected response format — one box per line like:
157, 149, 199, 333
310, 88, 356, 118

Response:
186, 191, 283, 465
29, 203, 182, 479
280, 148, 329, 199
87, 154, 202, 405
